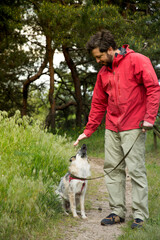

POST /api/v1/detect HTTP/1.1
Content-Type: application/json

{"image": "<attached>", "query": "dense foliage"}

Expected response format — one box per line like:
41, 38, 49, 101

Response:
0, 0, 160, 129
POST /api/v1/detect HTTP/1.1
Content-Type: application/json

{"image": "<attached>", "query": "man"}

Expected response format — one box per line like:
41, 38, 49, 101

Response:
74, 30, 160, 229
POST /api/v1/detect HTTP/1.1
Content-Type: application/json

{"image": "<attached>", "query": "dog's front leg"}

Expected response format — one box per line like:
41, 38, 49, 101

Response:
62, 199, 69, 215
80, 193, 87, 219
69, 193, 79, 218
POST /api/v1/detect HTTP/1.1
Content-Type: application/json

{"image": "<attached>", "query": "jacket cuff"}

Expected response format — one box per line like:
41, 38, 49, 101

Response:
143, 116, 156, 125
83, 129, 93, 138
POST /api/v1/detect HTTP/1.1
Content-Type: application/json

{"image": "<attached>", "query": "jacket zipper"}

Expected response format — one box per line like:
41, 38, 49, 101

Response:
113, 70, 121, 131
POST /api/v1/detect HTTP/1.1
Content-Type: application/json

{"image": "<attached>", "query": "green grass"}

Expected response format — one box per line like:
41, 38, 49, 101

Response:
0, 110, 75, 240
1, 110, 160, 239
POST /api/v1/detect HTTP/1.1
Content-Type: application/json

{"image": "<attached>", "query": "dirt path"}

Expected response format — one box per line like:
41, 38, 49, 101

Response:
63, 158, 132, 240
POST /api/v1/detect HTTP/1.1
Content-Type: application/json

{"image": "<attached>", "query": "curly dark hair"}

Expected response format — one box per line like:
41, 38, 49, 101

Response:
86, 29, 117, 53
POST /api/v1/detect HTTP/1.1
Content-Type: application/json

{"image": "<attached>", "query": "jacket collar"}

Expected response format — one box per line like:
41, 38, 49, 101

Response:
104, 44, 134, 71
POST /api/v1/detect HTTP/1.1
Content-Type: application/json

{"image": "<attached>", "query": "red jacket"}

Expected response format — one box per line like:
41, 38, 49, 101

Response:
84, 45, 160, 137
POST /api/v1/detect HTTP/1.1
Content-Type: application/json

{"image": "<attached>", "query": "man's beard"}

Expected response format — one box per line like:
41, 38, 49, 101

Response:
106, 53, 113, 63
101, 53, 113, 66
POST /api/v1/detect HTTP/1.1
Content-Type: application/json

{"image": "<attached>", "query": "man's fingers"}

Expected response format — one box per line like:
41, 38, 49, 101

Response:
74, 139, 79, 146
142, 121, 153, 132
73, 133, 87, 146
74, 135, 82, 146
142, 128, 146, 133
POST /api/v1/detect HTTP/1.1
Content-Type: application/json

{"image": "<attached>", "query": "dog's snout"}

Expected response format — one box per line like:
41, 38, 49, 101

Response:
81, 144, 87, 150
80, 144, 87, 157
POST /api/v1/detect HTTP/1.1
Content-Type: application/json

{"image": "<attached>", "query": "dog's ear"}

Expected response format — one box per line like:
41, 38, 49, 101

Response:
70, 156, 76, 162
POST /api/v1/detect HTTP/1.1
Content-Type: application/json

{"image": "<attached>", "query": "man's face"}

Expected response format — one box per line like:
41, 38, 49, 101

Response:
92, 47, 113, 66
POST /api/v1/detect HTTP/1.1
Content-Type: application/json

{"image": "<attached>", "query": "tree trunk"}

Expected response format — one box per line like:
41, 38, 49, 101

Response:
62, 45, 83, 127
22, 54, 48, 116
22, 82, 29, 116
45, 35, 56, 131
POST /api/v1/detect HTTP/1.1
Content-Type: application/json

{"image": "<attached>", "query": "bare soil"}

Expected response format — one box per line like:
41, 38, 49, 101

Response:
63, 157, 132, 240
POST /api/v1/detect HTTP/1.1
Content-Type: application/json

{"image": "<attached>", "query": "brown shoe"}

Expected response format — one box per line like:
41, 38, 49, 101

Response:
131, 218, 144, 229
101, 213, 125, 225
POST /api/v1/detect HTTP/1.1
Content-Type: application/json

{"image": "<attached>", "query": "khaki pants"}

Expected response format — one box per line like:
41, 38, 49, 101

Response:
104, 129, 149, 220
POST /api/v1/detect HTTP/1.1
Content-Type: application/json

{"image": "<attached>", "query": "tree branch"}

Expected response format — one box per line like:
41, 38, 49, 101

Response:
56, 101, 77, 110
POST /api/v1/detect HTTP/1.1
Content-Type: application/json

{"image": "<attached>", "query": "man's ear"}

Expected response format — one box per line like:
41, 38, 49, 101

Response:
70, 156, 76, 162
107, 46, 113, 53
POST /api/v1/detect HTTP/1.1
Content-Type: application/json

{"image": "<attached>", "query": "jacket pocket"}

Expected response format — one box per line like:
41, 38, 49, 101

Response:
100, 72, 113, 94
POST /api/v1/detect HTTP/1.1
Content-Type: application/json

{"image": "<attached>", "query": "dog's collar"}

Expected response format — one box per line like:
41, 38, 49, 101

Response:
69, 172, 87, 181
69, 174, 85, 193
69, 174, 85, 182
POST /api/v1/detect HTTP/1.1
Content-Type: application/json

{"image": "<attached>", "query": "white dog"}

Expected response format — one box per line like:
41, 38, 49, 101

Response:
56, 144, 91, 219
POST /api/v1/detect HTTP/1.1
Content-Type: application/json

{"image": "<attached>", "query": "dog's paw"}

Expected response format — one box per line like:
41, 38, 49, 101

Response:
73, 214, 79, 218
64, 211, 69, 216
81, 215, 88, 220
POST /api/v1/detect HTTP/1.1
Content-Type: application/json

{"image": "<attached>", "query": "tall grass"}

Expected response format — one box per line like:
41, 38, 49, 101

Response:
0, 111, 75, 239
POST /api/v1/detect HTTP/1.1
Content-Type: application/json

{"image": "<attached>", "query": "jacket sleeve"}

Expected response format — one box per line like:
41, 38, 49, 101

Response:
134, 54, 160, 124
84, 71, 108, 137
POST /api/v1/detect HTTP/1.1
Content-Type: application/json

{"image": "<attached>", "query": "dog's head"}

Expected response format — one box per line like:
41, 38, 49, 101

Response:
69, 144, 87, 162
69, 144, 90, 178
78, 144, 87, 158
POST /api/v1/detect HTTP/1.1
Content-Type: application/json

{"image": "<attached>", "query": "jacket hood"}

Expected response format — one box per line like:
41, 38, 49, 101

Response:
101, 45, 135, 72
119, 44, 134, 56
113, 44, 135, 64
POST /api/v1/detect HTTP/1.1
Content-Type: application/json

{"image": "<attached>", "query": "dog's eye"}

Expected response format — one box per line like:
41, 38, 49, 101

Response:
69, 156, 76, 162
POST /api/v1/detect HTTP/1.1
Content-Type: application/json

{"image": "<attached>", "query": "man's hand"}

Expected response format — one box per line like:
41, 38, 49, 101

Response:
74, 133, 88, 146
142, 121, 153, 132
